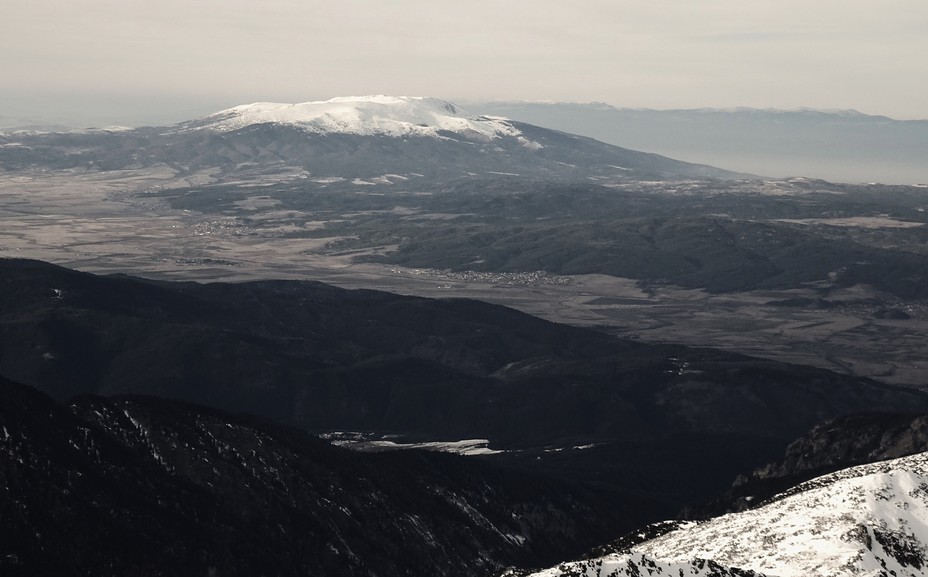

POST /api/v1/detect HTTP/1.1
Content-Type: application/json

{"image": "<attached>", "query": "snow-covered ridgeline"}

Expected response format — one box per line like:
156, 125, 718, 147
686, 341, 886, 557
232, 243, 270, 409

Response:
528, 451, 928, 577
190, 95, 536, 144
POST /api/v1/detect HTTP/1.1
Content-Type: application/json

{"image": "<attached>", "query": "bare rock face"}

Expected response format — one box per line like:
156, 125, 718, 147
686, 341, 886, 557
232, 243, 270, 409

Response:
689, 412, 928, 519
750, 412, 928, 481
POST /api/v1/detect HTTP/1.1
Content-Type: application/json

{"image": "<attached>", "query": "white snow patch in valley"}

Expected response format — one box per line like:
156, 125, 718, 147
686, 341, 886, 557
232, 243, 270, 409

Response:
320, 432, 504, 456
775, 216, 925, 229
367, 438, 505, 456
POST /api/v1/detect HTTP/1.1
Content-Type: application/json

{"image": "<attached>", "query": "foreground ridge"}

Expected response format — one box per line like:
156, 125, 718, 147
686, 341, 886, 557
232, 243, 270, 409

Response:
522, 451, 928, 577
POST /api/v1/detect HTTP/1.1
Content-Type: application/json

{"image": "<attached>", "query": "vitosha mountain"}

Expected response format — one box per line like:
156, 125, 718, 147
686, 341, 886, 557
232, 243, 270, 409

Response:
0, 96, 744, 182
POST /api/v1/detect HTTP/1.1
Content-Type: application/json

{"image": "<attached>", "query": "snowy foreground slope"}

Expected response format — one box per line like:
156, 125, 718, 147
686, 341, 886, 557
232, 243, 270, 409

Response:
520, 451, 928, 577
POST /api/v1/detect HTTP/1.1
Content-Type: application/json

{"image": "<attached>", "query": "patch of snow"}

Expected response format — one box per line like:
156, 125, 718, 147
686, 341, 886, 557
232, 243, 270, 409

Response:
775, 216, 924, 229
70, 126, 134, 133
320, 432, 504, 456
368, 438, 505, 456
123, 408, 169, 468
519, 137, 544, 150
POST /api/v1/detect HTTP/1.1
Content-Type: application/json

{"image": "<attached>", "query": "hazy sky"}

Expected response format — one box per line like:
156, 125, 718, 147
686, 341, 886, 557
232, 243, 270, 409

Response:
3, 0, 927, 125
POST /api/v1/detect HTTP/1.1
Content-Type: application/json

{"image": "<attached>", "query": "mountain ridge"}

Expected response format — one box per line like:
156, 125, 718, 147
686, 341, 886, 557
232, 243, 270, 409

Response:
464, 99, 926, 123
516, 451, 928, 577
466, 101, 928, 184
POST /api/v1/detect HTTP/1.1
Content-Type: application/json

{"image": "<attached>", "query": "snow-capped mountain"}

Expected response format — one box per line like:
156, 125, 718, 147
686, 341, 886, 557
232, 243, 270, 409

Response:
188, 95, 534, 144
520, 452, 928, 577
0, 96, 748, 182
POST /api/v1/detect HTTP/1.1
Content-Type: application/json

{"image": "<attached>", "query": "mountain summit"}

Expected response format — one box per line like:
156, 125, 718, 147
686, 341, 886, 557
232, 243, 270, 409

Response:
189, 95, 535, 144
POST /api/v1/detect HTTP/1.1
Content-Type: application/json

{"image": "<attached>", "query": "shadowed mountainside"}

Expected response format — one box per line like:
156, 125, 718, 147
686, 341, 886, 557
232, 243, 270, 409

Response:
0, 374, 650, 577
3, 258, 928, 512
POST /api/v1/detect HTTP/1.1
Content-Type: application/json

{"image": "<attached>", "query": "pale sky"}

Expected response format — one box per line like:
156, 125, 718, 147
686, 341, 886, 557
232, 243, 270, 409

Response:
3, 0, 927, 125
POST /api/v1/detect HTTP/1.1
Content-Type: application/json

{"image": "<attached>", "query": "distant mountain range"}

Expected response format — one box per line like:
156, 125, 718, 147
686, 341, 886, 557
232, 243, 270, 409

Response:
0, 96, 745, 182
465, 101, 928, 185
